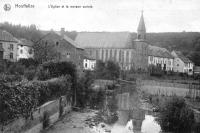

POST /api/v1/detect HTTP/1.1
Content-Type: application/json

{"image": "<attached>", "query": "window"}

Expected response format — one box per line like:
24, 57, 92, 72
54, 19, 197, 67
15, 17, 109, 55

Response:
85, 63, 87, 68
138, 34, 141, 39
10, 44, 13, 51
56, 41, 59, 46
168, 60, 171, 65
29, 49, 33, 54
10, 53, 13, 59
150, 56, 153, 62
67, 53, 70, 58
0, 43, 2, 48
20, 49, 23, 54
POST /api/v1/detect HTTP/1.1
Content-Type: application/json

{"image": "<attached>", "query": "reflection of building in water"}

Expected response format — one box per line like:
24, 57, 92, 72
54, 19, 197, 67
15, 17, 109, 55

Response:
116, 80, 145, 132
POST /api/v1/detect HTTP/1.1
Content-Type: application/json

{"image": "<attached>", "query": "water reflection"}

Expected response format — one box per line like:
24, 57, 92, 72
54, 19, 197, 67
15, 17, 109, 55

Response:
111, 111, 161, 133
141, 115, 161, 133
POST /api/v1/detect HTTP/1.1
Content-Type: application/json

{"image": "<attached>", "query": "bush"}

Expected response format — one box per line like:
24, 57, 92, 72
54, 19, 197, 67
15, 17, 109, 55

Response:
24, 69, 36, 80
0, 82, 40, 124
33, 76, 72, 105
7, 63, 25, 75
18, 58, 39, 68
156, 96, 195, 133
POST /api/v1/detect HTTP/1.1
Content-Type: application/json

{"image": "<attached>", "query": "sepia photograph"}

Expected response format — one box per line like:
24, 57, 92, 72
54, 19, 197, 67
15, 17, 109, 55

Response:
0, 0, 200, 133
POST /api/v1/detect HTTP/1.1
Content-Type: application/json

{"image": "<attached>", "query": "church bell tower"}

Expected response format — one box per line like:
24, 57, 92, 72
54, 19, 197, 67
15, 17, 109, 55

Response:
137, 11, 146, 40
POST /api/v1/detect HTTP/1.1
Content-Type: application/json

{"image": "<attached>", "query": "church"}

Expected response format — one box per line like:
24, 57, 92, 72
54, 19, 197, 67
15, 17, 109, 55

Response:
75, 12, 172, 71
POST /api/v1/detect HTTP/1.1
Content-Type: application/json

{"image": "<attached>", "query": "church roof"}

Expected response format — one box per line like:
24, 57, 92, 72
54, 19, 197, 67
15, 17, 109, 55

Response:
75, 32, 133, 48
137, 12, 146, 32
148, 45, 173, 59
0, 29, 18, 42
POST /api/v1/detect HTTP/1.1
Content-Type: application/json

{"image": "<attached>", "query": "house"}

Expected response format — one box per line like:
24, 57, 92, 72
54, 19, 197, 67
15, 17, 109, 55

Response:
17, 39, 34, 60
0, 29, 18, 62
171, 50, 194, 75
75, 12, 148, 71
83, 55, 96, 71
148, 45, 174, 71
38, 28, 85, 70
194, 66, 200, 75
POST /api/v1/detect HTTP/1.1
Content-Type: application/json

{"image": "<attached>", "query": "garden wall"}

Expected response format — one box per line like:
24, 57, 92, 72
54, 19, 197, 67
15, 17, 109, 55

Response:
1, 95, 71, 133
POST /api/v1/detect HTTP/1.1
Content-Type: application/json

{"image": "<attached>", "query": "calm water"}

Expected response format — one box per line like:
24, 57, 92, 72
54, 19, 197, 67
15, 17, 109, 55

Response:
111, 111, 161, 133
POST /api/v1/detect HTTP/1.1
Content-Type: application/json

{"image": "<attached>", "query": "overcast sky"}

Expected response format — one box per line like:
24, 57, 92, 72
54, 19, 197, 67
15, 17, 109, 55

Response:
0, 0, 200, 32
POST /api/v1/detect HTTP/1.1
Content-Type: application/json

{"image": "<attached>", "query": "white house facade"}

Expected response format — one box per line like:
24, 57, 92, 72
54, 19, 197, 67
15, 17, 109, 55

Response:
17, 39, 34, 60
83, 57, 96, 71
171, 51, 194, 75
148, 45, 173, 71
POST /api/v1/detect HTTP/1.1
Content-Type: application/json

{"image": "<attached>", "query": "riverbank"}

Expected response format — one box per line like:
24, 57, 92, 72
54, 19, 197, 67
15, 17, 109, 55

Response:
42, 109, 112, 133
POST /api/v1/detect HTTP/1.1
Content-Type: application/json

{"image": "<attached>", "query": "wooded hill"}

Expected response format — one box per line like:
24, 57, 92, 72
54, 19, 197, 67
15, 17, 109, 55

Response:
0, 22, 200, 65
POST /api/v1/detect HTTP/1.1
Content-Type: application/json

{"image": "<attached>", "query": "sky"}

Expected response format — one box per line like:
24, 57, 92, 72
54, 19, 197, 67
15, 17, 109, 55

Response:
0, 0, 200, 32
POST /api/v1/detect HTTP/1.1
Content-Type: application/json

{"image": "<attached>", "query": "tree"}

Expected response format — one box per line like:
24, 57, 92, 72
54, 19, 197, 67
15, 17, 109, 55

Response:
156, 96, 195, 133
95, 60, 120, 80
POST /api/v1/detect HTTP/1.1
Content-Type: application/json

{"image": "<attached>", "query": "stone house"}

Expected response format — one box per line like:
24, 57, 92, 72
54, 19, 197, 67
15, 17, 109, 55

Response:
17, 39, 34, 60
38, 29, 85, 70
0, 29, 18, 62
171, 50, 194, 75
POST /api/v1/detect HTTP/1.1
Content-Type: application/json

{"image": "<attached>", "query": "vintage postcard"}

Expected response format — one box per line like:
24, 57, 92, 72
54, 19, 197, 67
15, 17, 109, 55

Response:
0, 0, 200, 133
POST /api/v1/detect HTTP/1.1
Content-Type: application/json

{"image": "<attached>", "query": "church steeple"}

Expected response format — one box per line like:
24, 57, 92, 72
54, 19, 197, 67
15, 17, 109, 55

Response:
137, 11, 146, 40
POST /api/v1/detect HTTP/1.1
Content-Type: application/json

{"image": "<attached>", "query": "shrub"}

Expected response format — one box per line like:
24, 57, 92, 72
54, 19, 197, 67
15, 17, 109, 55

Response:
33, 76, 72, 105
156, 96, 195, 133
7, 63, 25, 75
0, 82, 39, 124
24, 69, 36, 81
18, 58, 39, 68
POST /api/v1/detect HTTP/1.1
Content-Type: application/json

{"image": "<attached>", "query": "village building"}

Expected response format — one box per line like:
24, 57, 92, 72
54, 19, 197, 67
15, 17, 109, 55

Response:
75, 12, 148, 71
171, 50, 194, 75
0, 29, 18, 62
83, 55, 96, 71
148, 45, 173, 71
17, 38, 34, 60
39, 29, 85, 70
194, 66, 200, 76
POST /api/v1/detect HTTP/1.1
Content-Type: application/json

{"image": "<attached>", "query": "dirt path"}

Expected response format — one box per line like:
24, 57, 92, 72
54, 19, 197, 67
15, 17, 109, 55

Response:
43, 110, 99, 133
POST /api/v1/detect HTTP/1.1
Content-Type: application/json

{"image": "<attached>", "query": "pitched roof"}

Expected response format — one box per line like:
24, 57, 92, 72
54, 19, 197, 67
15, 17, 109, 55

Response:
54, 31, 83, 49
18, 38, 34, 47
0, 29, 18, 42
173, 51, 193, 63
148, 45, 173, 59
75, 32, 133, 48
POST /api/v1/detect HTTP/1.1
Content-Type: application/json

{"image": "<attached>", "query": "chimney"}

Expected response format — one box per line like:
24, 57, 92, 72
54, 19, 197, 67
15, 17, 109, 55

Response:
60, 28, 65, 38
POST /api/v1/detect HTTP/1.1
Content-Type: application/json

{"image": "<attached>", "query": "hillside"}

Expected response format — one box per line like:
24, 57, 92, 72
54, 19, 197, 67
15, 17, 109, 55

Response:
0, 22, 200, 65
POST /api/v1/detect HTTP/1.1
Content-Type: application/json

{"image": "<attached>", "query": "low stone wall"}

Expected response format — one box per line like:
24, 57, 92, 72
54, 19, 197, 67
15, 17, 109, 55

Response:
1, 95, 71, 133
139, 80, 200, 98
